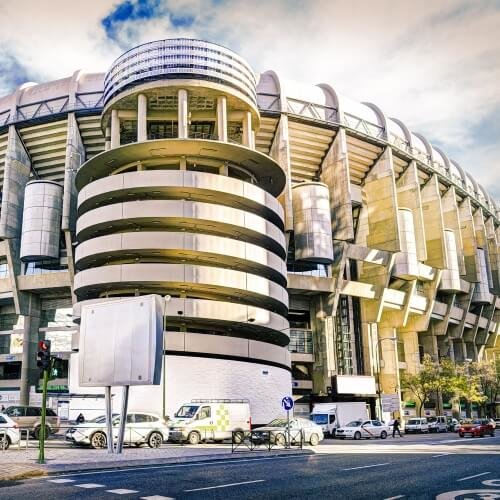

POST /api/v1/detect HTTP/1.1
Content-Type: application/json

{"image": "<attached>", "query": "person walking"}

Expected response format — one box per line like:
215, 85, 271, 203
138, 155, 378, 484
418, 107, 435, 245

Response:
76, 413, 85, 424
392, 418, 403, 438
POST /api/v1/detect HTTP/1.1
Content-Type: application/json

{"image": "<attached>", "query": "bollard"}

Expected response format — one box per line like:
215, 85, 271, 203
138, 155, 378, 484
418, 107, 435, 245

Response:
18, 429, 30, 451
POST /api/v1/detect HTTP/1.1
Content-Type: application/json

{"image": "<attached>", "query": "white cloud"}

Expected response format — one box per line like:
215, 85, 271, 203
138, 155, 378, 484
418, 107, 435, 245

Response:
0, 0, 498, 199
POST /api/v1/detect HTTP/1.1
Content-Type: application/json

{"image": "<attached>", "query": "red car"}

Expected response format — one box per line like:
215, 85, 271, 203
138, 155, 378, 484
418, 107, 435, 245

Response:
458, 419, 495, 438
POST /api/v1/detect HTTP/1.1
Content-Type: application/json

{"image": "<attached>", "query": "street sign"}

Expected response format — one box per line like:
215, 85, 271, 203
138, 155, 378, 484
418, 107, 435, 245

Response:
281, 396, 294, 411
381, 393, 400, 412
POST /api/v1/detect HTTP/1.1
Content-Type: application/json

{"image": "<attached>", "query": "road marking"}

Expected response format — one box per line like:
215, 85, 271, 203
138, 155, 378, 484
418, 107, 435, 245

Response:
432, 453, 450, 457
50, 454, 308, 478
383, 496, 405, 500
482, 479, 500, 487
457, 472, 491, 481
342, 463, 390, 471
107, 489, 139, 494
76, 483, 105, 488
184, 479, 265, 492
140, 497, 175, 500
47, 479, 76, 483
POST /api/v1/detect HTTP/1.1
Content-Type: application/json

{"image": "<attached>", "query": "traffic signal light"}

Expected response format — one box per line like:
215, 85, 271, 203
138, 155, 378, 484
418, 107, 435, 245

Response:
37, 340, 51, 371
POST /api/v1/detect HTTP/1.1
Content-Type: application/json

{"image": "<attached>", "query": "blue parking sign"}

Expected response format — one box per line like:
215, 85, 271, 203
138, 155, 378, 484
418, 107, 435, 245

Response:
281, 396, 294, 411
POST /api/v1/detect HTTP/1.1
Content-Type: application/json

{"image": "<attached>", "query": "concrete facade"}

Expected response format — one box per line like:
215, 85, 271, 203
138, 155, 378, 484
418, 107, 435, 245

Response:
0, 38, 499, 422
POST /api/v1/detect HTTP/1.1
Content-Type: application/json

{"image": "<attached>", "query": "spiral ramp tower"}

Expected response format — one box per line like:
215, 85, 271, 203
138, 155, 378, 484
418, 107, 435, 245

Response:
73, 40, 291, 423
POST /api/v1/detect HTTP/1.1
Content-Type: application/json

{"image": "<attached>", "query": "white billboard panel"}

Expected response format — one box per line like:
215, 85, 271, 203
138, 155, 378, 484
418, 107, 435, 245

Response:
79, 295, 163, 387
336, 375, 376, 395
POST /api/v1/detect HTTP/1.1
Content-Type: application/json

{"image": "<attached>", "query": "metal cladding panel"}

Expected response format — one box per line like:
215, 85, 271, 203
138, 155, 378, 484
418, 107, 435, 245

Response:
472, 248, 492, 304
79, 294, 164, 386
393, 208, 419, 279
440, 229, 461, 292
20, 180, 63, 261
292, 182, 333, 263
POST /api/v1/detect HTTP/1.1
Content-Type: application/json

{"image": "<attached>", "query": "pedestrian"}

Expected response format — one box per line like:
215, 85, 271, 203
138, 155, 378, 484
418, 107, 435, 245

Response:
76, 413, 85, 424
0, 405, 4, 413
392, 418, 403, 438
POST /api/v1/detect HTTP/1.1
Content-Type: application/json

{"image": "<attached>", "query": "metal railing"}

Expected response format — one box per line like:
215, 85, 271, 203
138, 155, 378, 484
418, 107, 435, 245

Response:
288, 328, 313, 354
231, 429, 304, 452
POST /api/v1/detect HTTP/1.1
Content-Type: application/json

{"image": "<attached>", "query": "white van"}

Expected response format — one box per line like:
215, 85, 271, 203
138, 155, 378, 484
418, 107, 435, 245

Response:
405, 417, 429, 433
168, 399, 251, 444
427, 416, 448, 433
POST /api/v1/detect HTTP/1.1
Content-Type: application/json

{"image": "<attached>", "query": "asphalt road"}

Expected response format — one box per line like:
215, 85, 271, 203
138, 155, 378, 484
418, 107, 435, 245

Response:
1, 434, 499, 499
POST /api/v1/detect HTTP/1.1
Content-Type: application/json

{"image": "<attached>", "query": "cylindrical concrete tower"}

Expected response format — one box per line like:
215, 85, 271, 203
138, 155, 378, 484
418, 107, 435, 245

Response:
73, 39, 290, 423
20, 180, 63, 261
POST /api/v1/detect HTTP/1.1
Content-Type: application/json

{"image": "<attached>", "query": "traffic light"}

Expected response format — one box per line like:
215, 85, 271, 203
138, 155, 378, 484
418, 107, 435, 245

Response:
37, 340, 51, 371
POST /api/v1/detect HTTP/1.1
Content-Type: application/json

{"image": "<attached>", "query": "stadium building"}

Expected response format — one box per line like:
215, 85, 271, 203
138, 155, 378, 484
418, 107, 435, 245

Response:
0, 39, 498, 422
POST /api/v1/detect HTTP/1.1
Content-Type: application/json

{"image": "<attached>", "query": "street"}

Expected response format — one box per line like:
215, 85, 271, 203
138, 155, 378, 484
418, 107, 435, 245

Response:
1, 433, 499, 499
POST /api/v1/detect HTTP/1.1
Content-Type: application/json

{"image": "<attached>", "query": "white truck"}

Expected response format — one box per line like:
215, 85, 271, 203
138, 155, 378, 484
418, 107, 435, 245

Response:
310, 402, 369, 437
168, 399, 251, 444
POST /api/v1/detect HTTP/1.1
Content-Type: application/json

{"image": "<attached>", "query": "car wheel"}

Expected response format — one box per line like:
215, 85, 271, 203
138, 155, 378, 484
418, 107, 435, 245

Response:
148, 431, 163, 449
90, 431, 107, 449
187, 431, 201, 445
380, 431, 387, 439
309, 433, 320, 446
491, 430, 495, 437
34, 425, 50, 441
275, 433, 286, 446
0, 435, 10, 450
354, 431, 362, 440
233, 431, 244, 444
459, 432, 464, 438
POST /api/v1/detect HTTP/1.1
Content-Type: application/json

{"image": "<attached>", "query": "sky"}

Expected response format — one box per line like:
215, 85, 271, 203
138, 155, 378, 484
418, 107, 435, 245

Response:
0, 0, 499, 201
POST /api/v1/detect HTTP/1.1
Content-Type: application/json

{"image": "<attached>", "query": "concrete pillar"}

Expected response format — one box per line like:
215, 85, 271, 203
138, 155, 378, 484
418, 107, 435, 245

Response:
178, 89, 188, 139
179, 156, 187, 170
251, 130, 256, 149
110, 109, 120, 149
18, 295, 41, 405
216, 96, 227, 142
242, 112, 252, 147
105, 127, 111, 151
400, 330, 420, 374
137, 93, 147, 142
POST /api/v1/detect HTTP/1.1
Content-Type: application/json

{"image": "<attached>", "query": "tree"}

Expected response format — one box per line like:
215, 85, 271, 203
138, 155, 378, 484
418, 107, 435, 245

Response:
400, 354, 441, 417
454, 361, 488, 418
463, 359, 499, 417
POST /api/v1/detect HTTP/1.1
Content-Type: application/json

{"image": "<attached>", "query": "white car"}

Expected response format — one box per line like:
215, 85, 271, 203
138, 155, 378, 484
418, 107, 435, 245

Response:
66, 412, 169, 449
405, 417, 429, 434
336, 419, 389, 440
0, 413, 21, 449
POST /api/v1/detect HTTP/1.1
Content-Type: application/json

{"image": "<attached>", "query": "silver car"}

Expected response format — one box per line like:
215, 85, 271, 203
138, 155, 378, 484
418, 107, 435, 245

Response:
66, 412, 169, 449
252, 417, 324, 446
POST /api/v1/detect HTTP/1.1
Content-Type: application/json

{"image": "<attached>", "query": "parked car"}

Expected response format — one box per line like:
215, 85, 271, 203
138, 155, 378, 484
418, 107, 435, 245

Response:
427, 416, 448, 433
446, 417, 459, 432
252, 417, 324, 446
66, 412, 169, 449
336, 420, 390, 440
405, 417, 429, 434
458, 419, 495, 438
0, 413, 20, 449
4, 405, 60, 439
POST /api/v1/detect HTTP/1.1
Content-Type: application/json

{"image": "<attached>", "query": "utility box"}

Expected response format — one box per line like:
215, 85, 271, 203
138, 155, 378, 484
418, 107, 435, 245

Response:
79, 295, 164, 387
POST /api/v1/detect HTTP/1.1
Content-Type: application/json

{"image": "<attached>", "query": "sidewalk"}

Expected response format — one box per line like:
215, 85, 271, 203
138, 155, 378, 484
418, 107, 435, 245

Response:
0, 442, 310, 481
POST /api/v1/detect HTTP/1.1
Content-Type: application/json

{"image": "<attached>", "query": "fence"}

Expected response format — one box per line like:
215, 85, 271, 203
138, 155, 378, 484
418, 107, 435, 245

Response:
231, 429, 304, 453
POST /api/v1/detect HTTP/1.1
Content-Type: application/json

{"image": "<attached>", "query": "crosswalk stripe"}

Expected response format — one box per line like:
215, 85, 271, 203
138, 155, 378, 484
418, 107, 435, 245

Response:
76, 483, 105, 488
107, 489, 139, 495
140, 497, 175, 500
47, 479, 75, 484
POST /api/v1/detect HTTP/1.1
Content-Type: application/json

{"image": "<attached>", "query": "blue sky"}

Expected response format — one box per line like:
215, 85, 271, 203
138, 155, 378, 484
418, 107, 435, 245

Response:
0, 0, 498, 201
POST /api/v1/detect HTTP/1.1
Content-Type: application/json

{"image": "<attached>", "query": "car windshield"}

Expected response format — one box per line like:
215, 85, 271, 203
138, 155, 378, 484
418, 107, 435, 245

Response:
471, 420, 482, 425
345, 421, 362, 427
175, 405, 199, 418
407, 419, 422, 425
266, 419, 288, 427
311, 414, 328, 425
427, 417, 437, 423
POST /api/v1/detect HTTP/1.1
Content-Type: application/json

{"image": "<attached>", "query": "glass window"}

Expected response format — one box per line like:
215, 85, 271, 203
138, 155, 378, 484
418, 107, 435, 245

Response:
199, 406, 211, 419
134, 414, 150, 423
26, 407, 41, 417
0, 363, 21, 380
0, 260, 8, 278
0, 416, 6, 423
45, 409, 57, 417
6, 407, 24, 417
0, 335, 10, 354
175, 405, 199, 418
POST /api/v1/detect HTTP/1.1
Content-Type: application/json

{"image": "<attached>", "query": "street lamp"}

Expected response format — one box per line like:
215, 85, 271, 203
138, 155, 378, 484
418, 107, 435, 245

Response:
162, 295, 171, 420
376, 336, 398, 420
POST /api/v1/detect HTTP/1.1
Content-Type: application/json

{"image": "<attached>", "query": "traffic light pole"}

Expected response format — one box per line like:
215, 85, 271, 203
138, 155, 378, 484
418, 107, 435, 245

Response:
37, 367, 49, 464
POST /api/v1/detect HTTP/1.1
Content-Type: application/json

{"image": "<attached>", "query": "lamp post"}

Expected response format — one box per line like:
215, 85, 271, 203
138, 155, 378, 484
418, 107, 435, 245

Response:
162, 295, 171, 420
376, 336, 398, 420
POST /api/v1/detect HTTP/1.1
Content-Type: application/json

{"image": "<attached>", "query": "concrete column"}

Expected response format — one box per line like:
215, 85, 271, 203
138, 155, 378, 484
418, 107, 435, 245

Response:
242, 112, 252, 147
18, 295, 41, 405
179, 156, 187, 170
216, 96, 227, 142
110, 109, 120, 149
137, 93, 147, 142
251, 130, 256, 149
178, 89, 188, 139
105, 127, 111, 151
